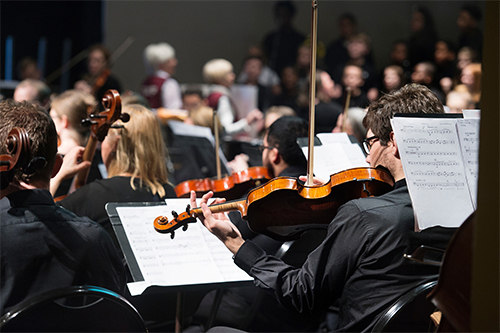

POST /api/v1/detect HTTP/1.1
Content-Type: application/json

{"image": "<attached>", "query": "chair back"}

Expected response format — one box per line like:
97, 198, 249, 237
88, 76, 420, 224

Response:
372, 280, 437, 332
0, 285, 148, 332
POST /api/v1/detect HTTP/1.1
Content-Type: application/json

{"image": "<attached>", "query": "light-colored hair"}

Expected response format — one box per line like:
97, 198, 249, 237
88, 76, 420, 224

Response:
203, 59, 233, 84
50, 90, 96, 145
144, 43, 176, 71
188, 105, 222, 135
107, 104, 169, 197
345, 107, 367, 143
15, 79, 51, 104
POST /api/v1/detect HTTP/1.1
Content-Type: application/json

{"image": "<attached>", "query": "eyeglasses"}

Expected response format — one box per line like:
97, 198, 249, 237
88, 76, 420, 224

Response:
258, 145, 277, 153
362, 136, 379, 155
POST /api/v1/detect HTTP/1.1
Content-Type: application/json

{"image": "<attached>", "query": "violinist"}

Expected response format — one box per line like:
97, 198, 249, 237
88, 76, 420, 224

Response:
55, 104, 176, 248
191, 84, 457, 332
191, 116, 322, 332
0, 99, 125, 315
74, 44, 123, 109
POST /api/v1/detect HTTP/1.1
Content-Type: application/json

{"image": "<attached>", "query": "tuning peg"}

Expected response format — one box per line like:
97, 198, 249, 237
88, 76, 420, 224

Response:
172, 211, 179, 219
186, 204, 191, 214
81, 119, 94, 127
120, 113, 130, 123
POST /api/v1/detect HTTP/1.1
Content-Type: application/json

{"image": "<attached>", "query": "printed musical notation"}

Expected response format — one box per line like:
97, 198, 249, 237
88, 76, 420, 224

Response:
116, 200, 252, 296
391, 117, 479, 230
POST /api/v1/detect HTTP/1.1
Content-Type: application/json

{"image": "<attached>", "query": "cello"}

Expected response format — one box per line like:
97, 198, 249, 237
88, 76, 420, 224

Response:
0, 128, 32, 190
153, 1, 394, 241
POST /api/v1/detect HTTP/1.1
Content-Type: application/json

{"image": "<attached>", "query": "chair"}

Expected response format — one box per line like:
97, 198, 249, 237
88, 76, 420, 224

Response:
372, 280, 437, 332
0, 285, 148, 332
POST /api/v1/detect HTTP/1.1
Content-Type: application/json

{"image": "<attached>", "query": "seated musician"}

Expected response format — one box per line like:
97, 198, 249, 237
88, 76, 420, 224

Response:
0, 100, 125, 315
192, 84, 457, 332
191, 115, 322, 332
55, 104, 177, 248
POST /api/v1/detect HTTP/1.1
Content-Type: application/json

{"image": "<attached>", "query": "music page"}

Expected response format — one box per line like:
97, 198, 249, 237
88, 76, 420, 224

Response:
456, 119, 480, 209
391, 117, 474, 230
116, 199, 251, 296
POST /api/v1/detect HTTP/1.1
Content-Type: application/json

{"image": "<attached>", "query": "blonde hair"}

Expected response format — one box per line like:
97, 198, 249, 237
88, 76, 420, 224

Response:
203, 59, 233, 84
50, 90, 96, 145
188, 105, 222, 135
107, 104, 169, 197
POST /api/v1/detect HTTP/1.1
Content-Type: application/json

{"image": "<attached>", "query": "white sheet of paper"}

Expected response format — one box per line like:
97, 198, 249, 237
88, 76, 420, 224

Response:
116, 199, 252, 296
231, 84, 258, 119
302, 142, 368, 181
316, 132, 352, 145
456, 119, 480, 209
392, 118, 474, 230
462, 109, 481, 119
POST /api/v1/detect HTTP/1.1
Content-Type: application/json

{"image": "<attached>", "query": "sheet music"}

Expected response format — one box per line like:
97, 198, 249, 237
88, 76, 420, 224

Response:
391, 117, 474, 230
302, 133, 369, 180
456, 119, 480, 209
116, 199, 252, 296
462, 109, 481, 119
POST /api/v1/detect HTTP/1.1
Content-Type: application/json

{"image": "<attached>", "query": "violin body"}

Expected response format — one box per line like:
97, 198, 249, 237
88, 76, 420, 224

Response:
174, 166, 270, 200
156, 167, 394, 241
244, 167, 394, 240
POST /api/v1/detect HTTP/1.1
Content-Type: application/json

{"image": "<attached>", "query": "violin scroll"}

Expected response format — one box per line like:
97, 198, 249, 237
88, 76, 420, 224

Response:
0, 128, 32, 189
153, 205, 197, 239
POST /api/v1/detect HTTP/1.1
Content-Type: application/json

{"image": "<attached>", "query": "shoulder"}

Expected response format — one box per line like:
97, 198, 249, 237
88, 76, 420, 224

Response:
162, 183, 177, 198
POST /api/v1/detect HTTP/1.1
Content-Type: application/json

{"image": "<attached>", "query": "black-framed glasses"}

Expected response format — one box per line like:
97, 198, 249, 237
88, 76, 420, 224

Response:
258, 145, 276, 153
362, 136, 379, 155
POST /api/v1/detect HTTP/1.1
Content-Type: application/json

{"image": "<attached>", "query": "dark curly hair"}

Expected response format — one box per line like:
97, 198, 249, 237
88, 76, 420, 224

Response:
266, 116, 307, 168
363, 84, 444, 146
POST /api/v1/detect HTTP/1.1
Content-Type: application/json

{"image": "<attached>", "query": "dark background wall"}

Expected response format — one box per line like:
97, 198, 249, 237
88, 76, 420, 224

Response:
1, 1, 486, 93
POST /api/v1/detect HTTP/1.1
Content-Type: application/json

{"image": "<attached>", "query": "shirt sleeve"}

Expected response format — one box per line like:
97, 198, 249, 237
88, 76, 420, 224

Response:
161, 78, 183, 109
217, 95, 250, 135
233, 201, 367, 314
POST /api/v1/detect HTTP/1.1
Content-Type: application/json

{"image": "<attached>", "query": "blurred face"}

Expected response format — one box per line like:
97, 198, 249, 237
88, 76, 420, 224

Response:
460, 67, 474, 88
182, 94, 203, 112
223, 72, 236, 87
282, 67, 298, 90
411, 64, 428, 84
457, 51, 472, 71
457, 10, 473, 31
410, 11, 425, 33
446, 95, 467, 114
391, 43, 408, 64
343, 66, 363, 90
434, 41, 451, 65
383, 68, 401, 91
244, 58, 263, 84
339, 17, 355, 38
347, 39, 367, 60
88, 50, 107, 75
162, 58, 178, 75
297, 46, 310, 68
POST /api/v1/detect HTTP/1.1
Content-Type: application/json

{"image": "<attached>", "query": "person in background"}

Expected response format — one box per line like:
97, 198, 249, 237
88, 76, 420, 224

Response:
434, 40, 457, 95
16, 57, 42, 81
336, 64, 370, 109
445, 90, 475, 114
456, 62, 481, 107
332, 106, 367, 144
270, 66, 301, 114
408, 6, 437, 66
13, 79, 51, 108
237, 55, 273, 112
388, 40, 412, 83
262, 0, 306, 76
236, 45, 280, 88
74, 44, 122, 108
182, 88, 206, 113
456, 4, 483, 60
381, 65, 405, 94
140, 42, 182, 110
410, 62, 445, 104
203, 58, 263, 137
0, 99, 125, 315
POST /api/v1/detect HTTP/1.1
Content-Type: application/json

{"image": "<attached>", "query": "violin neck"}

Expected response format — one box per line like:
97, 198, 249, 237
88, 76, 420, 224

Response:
191, 199, 247, 219
71, 135, 97, 192
306, 0, 318, 186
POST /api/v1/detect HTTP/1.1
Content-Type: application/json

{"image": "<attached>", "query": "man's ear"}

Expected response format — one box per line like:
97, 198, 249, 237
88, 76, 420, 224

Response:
51, 154, 63, 178
389, 131, 400, 158
270, 147, 281, 165
61, 115, 69, 129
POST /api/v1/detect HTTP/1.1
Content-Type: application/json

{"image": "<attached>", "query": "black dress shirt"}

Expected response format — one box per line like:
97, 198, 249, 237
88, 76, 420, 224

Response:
0, 189, 126, 315
234, 179, 456, 332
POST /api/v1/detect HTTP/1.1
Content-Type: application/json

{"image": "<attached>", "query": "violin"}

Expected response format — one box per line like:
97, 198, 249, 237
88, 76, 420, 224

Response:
173, 108, 270, 200
155, 167, 394, 240
154, 1, 394, 241
0, 128, 31, 190
55, 89, 128, 199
